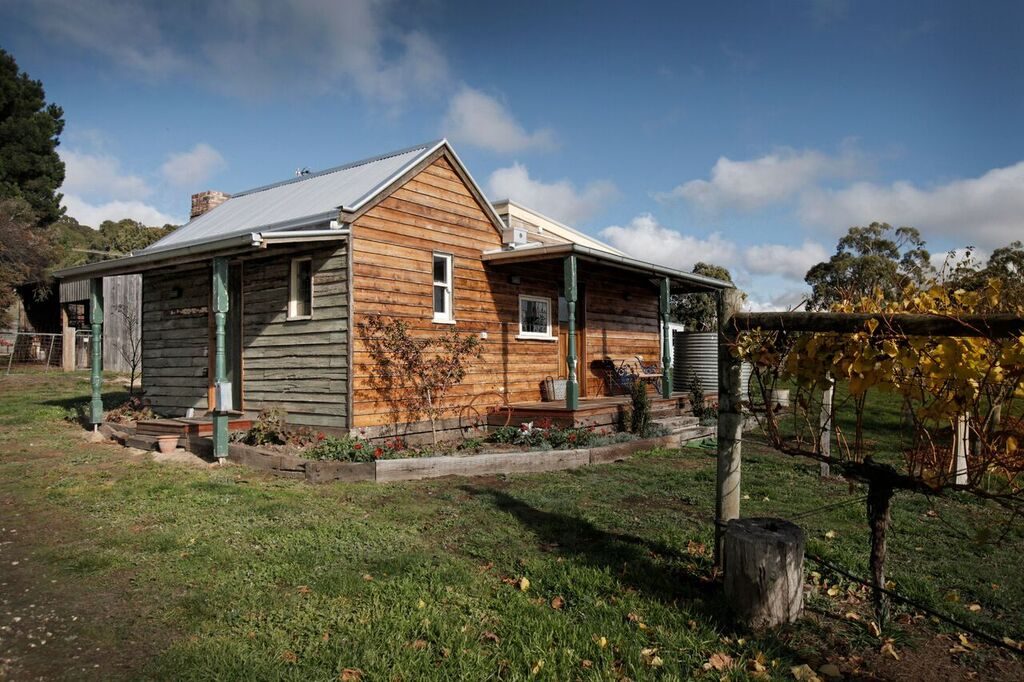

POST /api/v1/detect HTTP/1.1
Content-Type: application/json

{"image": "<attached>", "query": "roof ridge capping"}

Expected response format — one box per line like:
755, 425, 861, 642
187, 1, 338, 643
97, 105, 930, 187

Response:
232, 138, 446, 198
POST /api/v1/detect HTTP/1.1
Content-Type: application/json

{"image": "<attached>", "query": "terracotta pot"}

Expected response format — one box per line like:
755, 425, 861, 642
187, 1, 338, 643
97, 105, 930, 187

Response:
156, 435, 179, 454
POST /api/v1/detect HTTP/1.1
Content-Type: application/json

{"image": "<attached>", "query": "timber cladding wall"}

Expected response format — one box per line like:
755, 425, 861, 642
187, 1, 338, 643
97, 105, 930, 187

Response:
349, 154, 663, 429
240, 244, 349, 428
142, 264, 211, 415
581, 264, 661, 396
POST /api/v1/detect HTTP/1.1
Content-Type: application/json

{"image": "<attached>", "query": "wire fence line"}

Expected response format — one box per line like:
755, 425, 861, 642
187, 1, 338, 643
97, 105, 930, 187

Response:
1, 329, 92, 375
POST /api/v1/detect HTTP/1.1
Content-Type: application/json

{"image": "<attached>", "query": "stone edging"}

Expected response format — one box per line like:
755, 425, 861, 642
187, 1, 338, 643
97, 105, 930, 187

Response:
222, 432, 693, 484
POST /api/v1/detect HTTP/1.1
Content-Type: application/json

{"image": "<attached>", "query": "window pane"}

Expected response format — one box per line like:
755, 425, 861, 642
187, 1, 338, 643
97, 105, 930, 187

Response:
521, 299, 548, 334
433, 285, 446, 315
294, 260, 312, 317
433, 255, 447, 284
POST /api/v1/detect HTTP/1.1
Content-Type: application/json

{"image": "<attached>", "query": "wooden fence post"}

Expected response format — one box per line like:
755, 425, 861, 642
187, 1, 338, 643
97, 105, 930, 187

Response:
715, 288, 745, 567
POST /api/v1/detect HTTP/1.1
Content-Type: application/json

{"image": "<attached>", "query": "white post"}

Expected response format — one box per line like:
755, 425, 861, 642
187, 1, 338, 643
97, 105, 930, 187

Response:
954, 414, 969, 485
818, 376, 834, 477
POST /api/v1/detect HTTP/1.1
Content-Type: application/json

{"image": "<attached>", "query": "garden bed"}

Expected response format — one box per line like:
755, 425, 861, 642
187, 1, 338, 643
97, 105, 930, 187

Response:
206, 432, 688, 483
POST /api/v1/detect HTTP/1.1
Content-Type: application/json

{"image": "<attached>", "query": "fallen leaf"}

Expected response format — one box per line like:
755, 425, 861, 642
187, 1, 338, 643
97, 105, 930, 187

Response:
1002, 636, 1021, 650
482, 631, 500, 644
958, 633, 976, 650
296, 585, 311, 594
824, 530, 837, 539
844, 611, 861, 621
281, 650, 298, 664
340, 669, 363, 682
945, 591, 960, 603
880, 640, 900, 660
551, 596, 565, 610
530, 659, 544, 675
626, 612, 640, 623
478, 561, 494, 572
416, 599, 426, 609
518, 577, 530, 592
867, 621, 881, 637
967, 603, 982, 612
686, 540, 707, 556
827, 586, 841, 597
790, 663, 822, 681
819, 663, 841, 678
580, 659, 593, 669
362, 574, 373, 582
705, 652, 733, 671
594, 635, 608, 648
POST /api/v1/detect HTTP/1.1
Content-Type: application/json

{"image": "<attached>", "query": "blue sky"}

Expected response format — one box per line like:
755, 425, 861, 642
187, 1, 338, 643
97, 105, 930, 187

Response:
1, 0, 1021, 308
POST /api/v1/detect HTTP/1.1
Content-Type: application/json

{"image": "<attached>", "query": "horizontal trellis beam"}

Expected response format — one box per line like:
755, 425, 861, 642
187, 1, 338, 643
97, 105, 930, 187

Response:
730, 312, 1024, 339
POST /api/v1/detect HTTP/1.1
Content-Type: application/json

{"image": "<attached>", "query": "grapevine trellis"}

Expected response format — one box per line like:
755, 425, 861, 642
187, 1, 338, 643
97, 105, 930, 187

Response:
712, 282, 1024, 625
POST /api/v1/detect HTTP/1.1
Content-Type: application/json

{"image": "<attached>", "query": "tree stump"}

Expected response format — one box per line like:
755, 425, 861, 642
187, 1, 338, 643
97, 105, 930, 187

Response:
723, 518, 805, 629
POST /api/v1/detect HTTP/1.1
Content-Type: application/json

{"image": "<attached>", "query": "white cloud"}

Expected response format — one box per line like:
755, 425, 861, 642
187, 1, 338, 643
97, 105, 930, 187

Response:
160, 143, 226, 188
62, 194, 181, 228
442, 87, 556, 153
744, 289, 810, 312
659, 146, 867, 211
799, 161, 1024, 249
60, 150, 151, 201
487, 164, 618, 224
599, 214, 737, 271
25, 0, 449, 104
743, 241, 829, 280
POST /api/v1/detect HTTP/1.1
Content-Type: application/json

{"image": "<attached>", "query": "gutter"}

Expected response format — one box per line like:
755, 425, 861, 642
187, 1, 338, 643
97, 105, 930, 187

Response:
481, 243, 733, 291
54, 229, 351, 281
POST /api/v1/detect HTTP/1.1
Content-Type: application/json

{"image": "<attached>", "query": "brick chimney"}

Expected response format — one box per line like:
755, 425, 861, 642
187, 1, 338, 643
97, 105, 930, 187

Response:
190, 190, 230, 219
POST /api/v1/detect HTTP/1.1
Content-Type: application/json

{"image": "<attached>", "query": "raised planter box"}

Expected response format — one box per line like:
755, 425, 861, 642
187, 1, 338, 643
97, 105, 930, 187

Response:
180, 431, 696, 484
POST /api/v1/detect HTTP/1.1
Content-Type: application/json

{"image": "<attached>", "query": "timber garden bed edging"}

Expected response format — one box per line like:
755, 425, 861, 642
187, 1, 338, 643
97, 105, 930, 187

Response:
214, 432, 688, 483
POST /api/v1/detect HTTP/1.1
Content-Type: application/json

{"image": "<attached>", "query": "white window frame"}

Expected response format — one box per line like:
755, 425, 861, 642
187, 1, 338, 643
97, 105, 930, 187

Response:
288, 256, 313, 320
517, 294, 555, 340
432, 252, 455, 324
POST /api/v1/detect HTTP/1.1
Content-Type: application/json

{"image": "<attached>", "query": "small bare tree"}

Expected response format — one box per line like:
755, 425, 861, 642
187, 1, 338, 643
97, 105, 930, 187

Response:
113, 302, 142, 395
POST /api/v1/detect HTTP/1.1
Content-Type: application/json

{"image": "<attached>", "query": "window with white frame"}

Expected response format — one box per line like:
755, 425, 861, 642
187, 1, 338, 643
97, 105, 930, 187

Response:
432, 252, 454, 322
288, 257, 313, 319
518, 295, 552, 339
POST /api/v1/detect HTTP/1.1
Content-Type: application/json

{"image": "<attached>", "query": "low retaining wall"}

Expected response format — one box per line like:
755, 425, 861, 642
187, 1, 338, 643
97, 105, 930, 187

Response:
204, 433, 688, 484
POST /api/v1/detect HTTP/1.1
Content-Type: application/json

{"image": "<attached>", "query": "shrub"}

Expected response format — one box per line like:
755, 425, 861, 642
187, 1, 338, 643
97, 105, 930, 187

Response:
305, 435, 407, 462
688, 372, 718, 424
629, 380, 651, 435
105, 396, 155, 424
241, 407, 319, 448
487, 422, 595, 449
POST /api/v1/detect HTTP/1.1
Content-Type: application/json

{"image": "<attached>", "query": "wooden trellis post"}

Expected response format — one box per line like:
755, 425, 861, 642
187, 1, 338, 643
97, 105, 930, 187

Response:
819, 376, 834, 477
714, 288, 744, 567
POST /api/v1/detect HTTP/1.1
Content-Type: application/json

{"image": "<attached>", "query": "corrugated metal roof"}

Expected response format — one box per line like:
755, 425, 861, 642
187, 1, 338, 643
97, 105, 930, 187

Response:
143, 140, 443, 254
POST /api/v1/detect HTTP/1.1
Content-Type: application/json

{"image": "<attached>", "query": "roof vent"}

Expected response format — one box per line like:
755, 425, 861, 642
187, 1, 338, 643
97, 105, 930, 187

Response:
190, 190, 231, 219
502, 227, 528, 247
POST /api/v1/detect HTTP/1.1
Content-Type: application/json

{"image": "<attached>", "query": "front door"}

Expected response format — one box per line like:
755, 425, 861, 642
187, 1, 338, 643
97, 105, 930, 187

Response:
557, 286, 585, 397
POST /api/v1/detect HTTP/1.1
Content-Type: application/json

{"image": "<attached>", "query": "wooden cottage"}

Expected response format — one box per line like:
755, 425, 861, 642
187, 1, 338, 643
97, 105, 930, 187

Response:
56, 140, 731, 449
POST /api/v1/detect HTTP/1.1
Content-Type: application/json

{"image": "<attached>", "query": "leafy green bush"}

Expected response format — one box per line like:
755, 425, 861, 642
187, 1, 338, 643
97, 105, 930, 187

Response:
688, 372, 718, 425
487, 421, 596, 449
629, 380, 651, 435
305, 435, 407, 462
240, 407, 320, 447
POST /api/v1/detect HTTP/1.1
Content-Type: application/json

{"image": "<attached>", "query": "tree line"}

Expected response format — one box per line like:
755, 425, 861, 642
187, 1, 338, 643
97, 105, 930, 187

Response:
0, 47, 176, 327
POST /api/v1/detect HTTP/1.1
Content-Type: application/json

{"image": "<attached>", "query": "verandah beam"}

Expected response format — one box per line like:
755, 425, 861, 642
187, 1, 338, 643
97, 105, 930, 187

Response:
563, 255, 579, 410
212, 257, 229, 459
89, 277, 104, 427
660, 277, 672, 399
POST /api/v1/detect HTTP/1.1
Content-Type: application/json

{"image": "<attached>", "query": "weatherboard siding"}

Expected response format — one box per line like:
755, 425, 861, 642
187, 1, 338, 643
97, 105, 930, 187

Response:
349, 155, 663, 429
142, 264, 211, 415
240, 244, 349, 428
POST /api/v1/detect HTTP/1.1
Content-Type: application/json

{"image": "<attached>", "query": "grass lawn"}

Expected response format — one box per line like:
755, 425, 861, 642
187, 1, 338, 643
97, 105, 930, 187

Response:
1, 372, 1022, 680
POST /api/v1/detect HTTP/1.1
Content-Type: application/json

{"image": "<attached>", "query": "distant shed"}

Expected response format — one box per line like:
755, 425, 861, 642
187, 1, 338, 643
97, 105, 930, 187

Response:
59, 274, 142, 373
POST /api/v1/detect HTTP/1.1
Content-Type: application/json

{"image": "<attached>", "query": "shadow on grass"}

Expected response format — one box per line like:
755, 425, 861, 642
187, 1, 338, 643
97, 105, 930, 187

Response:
460, 485, 734, 629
